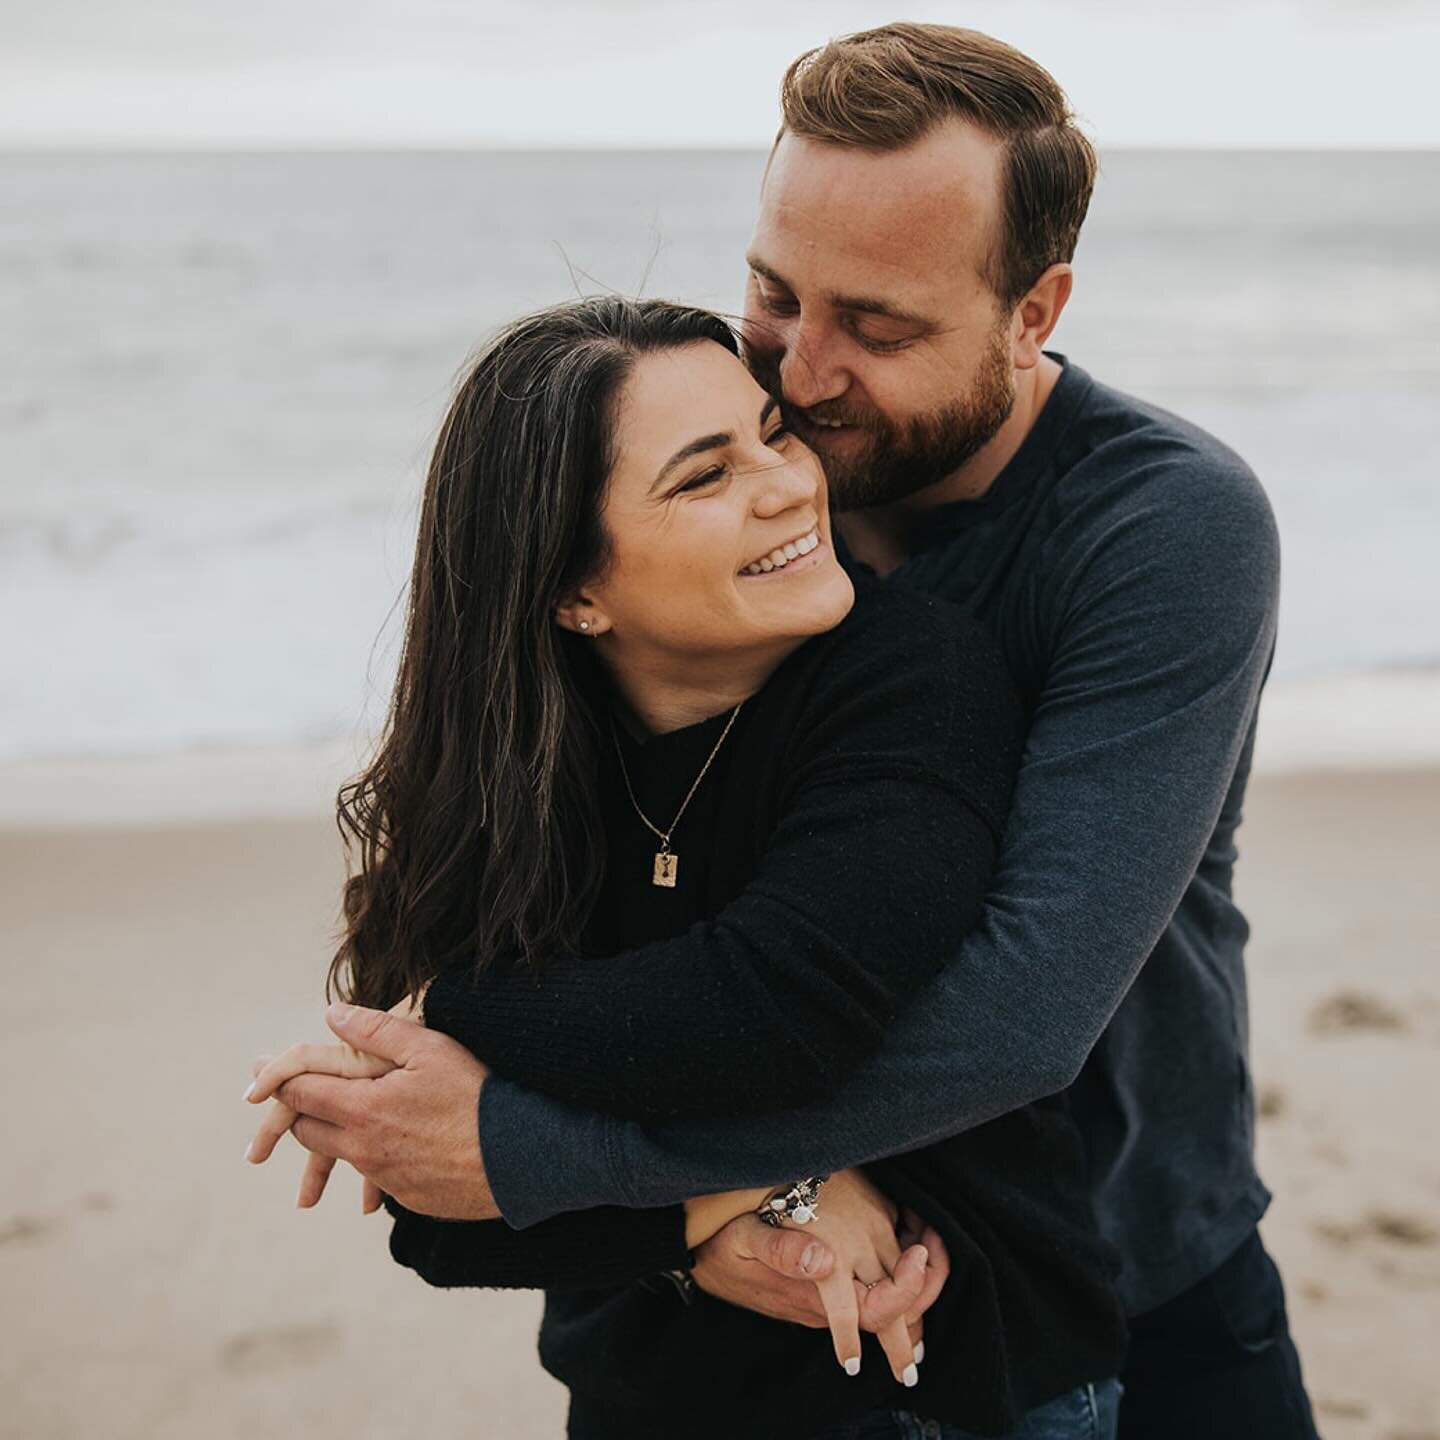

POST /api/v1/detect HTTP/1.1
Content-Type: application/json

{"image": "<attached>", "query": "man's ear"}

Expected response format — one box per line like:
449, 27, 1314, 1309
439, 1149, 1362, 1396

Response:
1011, 263, 1074, 371
554, 593, 611, 638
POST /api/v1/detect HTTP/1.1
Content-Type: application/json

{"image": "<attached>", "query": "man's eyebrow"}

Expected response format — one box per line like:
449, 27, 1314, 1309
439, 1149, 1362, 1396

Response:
650, 396, 780, 496
746, 254, 934, 330
832, 293, 934, 328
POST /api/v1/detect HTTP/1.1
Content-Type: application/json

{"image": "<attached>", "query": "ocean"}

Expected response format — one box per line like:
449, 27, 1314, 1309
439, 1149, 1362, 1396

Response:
2, 149, 1438, 763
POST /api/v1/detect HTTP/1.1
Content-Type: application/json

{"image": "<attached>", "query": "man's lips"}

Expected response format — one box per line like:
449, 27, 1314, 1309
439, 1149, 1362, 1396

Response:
793, 410, 866, 437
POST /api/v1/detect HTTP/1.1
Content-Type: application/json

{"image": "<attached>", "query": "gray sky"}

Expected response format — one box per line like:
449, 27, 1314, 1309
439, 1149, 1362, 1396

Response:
3, 0, 1438, 148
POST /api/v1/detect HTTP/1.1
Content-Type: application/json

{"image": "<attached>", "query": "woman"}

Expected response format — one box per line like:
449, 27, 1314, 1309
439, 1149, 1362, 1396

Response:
247, 297, 1125, 1439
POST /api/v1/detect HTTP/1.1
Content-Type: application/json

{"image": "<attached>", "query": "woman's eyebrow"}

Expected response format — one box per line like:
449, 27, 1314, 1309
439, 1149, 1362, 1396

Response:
650, 396, 780, 495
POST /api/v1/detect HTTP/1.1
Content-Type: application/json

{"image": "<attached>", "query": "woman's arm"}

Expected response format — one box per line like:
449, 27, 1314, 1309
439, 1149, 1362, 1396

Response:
385, 1196, 694, 1291
423, 609, 1022, 1122
684, 1185, 775, 1248
385, 1181, 772, 1289
386, 1164, 931, 1383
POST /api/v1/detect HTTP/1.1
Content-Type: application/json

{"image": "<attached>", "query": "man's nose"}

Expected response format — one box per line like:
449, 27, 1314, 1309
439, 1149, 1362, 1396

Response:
777, 319, 847, 411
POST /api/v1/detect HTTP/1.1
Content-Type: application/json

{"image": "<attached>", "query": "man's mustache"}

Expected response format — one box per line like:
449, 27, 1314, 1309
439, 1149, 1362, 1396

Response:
744, 348, 876, 432
786, 401, 878, 432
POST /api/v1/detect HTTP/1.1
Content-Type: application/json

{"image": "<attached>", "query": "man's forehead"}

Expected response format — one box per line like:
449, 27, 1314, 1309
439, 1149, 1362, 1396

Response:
752, 122, 1002, 298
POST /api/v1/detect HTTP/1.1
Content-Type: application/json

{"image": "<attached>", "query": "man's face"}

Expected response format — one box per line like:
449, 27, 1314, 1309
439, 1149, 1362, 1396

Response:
742, 120, 1017, 512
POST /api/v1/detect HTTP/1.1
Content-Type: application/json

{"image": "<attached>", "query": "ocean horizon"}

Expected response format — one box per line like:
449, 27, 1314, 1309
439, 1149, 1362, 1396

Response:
2, 148, 1438, 766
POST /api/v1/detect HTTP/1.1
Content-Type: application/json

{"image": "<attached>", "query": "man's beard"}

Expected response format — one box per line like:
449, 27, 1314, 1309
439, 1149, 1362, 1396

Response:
749, 322, 1016, 513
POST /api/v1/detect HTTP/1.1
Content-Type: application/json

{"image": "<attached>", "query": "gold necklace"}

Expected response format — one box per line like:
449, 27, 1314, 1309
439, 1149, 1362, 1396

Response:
611, 702, 744, 887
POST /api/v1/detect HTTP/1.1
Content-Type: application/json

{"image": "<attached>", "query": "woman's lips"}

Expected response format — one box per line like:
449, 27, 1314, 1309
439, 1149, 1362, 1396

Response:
738, 536, 828, 580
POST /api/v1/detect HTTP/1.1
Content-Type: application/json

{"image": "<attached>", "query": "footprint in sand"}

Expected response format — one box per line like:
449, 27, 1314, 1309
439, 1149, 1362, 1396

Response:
1321, 1211, 1440, 1292
220, 1320, 343, 1375
0, 1213, 63, 1247
1308, 989, 1408, 1036
1368, 1212, 1440, 1246
1317, 1397, 1369, 1421
1314, 1210, 1439, 1249
1256, 1083, 1286, 1120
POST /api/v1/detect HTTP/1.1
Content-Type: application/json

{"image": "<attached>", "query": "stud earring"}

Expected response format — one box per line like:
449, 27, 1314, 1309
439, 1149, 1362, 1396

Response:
578, 620, 591, 632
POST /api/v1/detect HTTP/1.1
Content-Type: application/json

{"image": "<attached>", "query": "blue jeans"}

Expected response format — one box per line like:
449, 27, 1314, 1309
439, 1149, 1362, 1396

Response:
808, 1379, 1121, 1440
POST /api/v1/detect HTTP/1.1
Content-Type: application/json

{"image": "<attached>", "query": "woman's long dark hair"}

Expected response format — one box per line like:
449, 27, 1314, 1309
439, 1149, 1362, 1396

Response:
328, 297, 739, 1009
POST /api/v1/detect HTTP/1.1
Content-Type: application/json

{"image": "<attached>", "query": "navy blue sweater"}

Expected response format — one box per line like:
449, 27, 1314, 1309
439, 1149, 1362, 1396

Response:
473, 356, 1280, 1317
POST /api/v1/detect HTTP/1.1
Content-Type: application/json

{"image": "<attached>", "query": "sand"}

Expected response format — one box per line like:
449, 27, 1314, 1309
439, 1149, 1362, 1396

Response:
1, 768, 1437, 1439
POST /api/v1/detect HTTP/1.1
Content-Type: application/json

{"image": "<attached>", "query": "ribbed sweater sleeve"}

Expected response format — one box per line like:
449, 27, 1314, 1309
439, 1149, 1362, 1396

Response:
384, 1193, 692, 1290
422, 606, 1022, 1123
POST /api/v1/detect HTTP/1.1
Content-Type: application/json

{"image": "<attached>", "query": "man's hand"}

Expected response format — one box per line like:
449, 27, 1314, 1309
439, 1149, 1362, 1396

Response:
248, 1002, 501, 1221
692, 1204, 949, 1351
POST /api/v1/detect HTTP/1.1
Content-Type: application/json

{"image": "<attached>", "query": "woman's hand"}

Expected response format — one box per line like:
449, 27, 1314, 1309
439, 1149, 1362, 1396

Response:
757, 1168, 928, 1386
244, 987, 427, 1209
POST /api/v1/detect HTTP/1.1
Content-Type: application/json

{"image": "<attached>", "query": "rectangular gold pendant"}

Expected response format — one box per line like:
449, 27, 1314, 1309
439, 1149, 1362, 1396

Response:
653, 851, 678, 888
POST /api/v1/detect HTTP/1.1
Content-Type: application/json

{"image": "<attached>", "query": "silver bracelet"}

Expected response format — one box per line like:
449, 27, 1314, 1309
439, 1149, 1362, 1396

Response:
756, 1174, 830, 1227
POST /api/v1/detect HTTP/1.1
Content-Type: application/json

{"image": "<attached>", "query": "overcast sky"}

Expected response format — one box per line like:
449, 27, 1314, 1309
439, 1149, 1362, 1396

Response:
2, 0, 1437, 149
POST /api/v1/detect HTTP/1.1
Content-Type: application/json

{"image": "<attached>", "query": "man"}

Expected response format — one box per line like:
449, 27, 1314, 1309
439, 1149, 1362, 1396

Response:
264, 24, 1317, 1436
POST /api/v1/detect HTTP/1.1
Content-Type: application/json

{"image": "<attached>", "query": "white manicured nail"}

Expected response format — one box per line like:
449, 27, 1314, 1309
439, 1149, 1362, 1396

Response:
243, 1141, 255, 1163
902, 1363, 919, 1387
242, 1080, 256, 1101
844, 1357, 861, 1377
914, 1341, 925, 1365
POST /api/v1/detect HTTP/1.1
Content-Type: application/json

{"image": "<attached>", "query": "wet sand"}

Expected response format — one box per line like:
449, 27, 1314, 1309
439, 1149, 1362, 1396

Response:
1, 769, 1436, 1439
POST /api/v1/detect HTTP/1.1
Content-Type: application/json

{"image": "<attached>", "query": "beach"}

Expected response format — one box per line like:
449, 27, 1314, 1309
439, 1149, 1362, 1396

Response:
3, 144, 1437, 1438
1, 741, 1437, 1440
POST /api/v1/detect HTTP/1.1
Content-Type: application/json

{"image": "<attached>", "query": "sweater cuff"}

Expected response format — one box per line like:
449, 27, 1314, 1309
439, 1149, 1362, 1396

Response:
479, 1072, 630, 1229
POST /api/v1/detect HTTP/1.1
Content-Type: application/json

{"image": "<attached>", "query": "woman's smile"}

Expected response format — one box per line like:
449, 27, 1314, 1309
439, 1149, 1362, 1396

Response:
738, 528, 824, 577
583, 340, 855, 693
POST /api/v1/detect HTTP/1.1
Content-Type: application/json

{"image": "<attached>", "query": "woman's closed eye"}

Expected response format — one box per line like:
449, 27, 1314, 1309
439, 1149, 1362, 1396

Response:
676, 465, 726, 494
675, 429, 791, 494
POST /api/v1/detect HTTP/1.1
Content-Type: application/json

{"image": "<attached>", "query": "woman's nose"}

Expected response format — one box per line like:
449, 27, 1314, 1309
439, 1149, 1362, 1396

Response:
751, 449, 819, 518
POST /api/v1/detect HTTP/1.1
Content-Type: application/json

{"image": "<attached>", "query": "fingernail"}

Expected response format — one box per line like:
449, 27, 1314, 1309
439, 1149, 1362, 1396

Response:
902, 1363, 918, 1388
241, 1080, 256, 1102
913, 1244, 929, 1269
243, 1141, 255, 1163
327, 1002, 354, 1025
843, 1357, 861, 1377
800, 1243, 819, 1274
914, 1341, 926, 1365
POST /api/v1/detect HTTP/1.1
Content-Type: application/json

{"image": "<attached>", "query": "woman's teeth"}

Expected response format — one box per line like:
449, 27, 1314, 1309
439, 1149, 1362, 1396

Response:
740, 529, 821, 576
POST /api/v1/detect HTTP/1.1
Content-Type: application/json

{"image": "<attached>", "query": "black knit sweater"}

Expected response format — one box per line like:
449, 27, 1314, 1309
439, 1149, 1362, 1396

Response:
388, 581, 1126, 1438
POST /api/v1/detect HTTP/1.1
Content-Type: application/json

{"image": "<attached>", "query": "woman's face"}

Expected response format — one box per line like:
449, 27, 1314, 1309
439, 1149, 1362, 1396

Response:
577, 341, 855, 671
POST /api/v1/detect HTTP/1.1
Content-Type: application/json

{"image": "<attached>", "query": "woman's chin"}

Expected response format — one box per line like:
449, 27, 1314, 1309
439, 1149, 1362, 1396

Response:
737, 559, 855, 640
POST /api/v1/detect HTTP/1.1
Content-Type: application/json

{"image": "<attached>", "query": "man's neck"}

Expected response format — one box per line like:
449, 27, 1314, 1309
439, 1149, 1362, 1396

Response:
839, 353, 1062, 577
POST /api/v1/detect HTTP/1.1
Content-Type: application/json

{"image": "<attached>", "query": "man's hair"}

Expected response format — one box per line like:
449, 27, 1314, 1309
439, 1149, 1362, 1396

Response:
779, 23, 1097, 306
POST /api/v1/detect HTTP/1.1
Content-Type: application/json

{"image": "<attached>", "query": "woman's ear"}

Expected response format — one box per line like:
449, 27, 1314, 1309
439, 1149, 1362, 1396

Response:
554, 594, 611, 638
